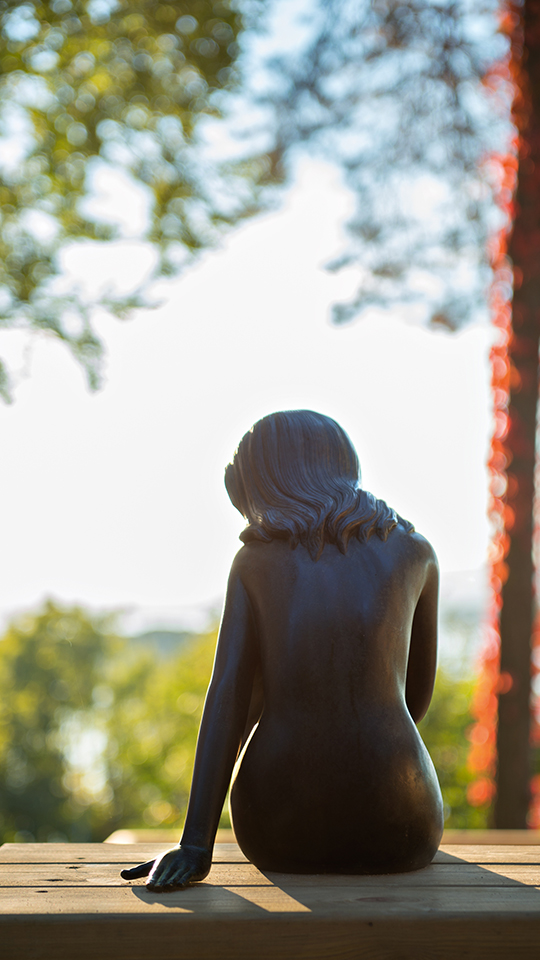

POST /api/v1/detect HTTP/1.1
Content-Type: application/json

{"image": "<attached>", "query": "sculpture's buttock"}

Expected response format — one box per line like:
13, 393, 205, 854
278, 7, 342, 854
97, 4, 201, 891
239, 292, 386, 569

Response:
231, 710, 443, 873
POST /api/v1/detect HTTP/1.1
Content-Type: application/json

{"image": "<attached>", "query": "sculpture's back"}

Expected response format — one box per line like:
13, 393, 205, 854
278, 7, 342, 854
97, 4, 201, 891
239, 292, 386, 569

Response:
230, 530, 443, 874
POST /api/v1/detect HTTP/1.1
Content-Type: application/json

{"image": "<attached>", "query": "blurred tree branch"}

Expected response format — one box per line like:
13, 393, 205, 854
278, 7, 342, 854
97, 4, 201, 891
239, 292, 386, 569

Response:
255, 0, 506, 330
0, 0, 271, 400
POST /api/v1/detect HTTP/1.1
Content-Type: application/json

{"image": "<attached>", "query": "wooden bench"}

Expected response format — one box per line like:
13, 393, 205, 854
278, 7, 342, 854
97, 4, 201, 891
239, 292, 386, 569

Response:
2, 833, 540, 959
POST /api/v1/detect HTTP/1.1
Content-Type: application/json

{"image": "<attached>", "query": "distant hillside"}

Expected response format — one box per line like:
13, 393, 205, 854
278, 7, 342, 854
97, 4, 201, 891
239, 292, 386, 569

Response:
438, 568, 488, 675
130, 629, 193, 659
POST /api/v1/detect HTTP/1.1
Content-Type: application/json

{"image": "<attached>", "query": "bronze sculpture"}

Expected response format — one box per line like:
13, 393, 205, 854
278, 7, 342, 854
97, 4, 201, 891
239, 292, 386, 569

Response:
121, 410, 443, 890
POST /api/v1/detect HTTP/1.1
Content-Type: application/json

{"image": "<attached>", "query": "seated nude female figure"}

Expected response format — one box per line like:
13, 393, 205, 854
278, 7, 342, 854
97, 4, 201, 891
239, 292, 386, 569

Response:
122, 410, 443, 890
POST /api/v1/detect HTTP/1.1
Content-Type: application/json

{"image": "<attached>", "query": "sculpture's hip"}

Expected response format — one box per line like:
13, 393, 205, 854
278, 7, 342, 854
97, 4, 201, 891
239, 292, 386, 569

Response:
230, 713, 444, 874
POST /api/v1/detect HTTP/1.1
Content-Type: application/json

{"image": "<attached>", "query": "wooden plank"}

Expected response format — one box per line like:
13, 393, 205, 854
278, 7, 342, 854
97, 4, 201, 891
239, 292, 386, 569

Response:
3, 881, 540, 918
442, 829, 540, 844
1, 862, 273, 888
3, 843, 540, 960
437, 844, 540, 864
104, 828, 540, 846
0, 843, 248, 864
2, 916, 540, 960
3, 842, 540, 866
105, 829, 236, 844
3, 841, 540, 882
102, 828, 540, 845
4, 861, 540, 888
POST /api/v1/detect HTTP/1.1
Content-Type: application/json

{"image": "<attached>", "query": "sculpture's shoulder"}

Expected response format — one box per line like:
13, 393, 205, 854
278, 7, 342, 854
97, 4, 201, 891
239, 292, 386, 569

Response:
229, 540, 273, 578
229, 539, 293, 587
391, 522, 438, 572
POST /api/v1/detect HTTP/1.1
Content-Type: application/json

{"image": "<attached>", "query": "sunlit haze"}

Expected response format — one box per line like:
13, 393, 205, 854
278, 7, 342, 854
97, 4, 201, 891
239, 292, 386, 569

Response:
0, 160, 493, 633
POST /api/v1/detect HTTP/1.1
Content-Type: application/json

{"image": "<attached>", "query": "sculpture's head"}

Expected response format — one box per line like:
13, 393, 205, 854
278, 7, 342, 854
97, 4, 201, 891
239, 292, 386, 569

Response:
225, 409, 359, 514
225, 410, 408, 558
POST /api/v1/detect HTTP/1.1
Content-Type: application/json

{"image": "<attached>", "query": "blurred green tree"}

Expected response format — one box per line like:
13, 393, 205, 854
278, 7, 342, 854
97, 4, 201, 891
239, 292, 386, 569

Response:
101, 625, 221, 832
0, 0, 268, 400
0, 601, 220, 841
419, 670, 489, 829
0, 601, 117, 840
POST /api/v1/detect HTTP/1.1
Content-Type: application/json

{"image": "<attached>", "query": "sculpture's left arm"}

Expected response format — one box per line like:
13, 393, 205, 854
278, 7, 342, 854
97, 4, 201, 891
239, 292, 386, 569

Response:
405, 542, 439, 724
178, 562, 259, 851
121, 554, 258, 890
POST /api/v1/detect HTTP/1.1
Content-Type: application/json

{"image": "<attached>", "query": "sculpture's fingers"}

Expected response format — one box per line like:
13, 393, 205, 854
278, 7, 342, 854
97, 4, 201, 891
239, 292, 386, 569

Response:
167, 866, 198, 888
171, 870, 197, 888
147, 871, 192, 892
147, 859, 179, 890
120, 860, 155, 880
147, 861, 197, 891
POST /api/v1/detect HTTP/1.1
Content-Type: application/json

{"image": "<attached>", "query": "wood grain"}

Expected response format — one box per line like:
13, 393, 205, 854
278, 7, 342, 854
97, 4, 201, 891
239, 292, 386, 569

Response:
442, 829, 540, 845
3, 880, 540, 916
2, 916, 540, 960
0, 842, 248, 863
3, 860, 540, 887
438, 844, 540, 864
3, 842, 540, 864
2, 840, 540, 960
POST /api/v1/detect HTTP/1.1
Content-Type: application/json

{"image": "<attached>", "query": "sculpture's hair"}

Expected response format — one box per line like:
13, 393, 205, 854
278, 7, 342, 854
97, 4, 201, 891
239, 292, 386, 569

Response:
225, 410, 414, 560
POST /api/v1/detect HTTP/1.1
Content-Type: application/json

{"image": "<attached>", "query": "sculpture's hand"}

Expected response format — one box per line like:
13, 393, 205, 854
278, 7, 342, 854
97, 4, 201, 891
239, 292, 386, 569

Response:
121, 845, 212, 891
120, 858, 156, 881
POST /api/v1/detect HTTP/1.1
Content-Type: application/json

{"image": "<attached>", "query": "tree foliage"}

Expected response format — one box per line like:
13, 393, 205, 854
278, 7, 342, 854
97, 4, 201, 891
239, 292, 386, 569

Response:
256, 0, 506, 329
0, 601, 116, 840
0, 0, 267, 400
0, 600, 219, 842
419, 670, 489, 828
100, 624, 219, 833
0, 1, 509, 400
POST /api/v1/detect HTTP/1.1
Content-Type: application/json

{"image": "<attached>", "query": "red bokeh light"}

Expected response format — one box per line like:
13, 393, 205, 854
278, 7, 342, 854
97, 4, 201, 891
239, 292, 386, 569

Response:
468, 2, 540, 823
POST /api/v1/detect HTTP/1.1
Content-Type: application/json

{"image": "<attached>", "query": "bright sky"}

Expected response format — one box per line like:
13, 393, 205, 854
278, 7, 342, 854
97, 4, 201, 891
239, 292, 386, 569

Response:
0, 160, 493, 633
